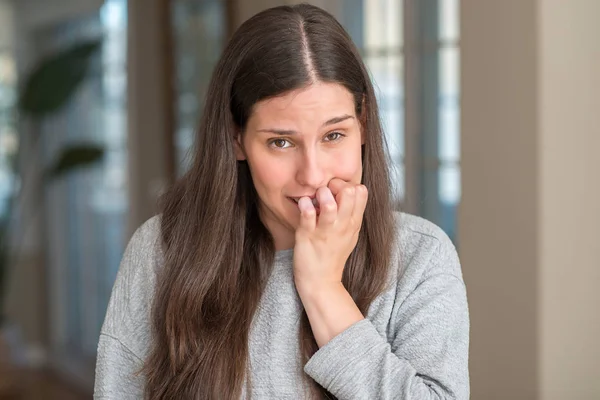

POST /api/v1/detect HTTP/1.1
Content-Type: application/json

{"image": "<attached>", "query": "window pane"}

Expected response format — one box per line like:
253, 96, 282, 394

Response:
436, 1, 461, 242
439, 0, 459, 42
439, 162, 460, 204
38, 0, 128, 366
439, 46, 460, 163
364, 53, 405, 198
356, 0, 405, 201
363, 0, 403, 49
411, 0, 461, 243
360, 0, 404, 50
439, 45, 459, 96
438, 163, 460, 241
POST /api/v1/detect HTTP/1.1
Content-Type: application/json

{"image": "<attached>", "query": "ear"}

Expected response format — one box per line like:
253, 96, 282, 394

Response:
234, 132, 246, 161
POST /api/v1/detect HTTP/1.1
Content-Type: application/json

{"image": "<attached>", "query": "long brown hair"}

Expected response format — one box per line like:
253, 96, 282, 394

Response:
142, 4, 395, 399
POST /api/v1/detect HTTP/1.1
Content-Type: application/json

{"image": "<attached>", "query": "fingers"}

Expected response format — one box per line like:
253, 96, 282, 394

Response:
336, 185, 355, 223
315, 186, 337, 228
328, 178, 368, 232
297, 197, 316, 232
327, 178, 348, 198
352, 184, 368, 232
328, 178, 358, 224
297, 179, 367, 234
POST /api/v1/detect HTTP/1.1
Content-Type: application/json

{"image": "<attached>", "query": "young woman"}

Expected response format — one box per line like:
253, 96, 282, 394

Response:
94, 4, 469, 400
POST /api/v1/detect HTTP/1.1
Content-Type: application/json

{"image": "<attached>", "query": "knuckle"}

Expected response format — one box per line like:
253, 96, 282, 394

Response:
359, 185, 368, 196
304, 209, 316, 217
343, 186, 356, 197
322, 203, 336, 213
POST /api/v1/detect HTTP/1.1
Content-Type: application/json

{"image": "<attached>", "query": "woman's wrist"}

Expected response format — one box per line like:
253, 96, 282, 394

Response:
295, 280, 365, 347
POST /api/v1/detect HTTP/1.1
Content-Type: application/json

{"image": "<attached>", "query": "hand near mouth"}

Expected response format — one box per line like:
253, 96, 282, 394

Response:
292, 178, 368, 294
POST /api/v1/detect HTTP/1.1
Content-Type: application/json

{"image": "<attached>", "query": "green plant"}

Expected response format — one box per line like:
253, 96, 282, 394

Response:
0, 38, 104, 325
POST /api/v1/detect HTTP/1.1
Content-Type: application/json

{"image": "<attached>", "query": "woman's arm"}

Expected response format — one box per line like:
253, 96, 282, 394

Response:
301, 236, 470, 400
94, 217, 160, 400
95, 334, 145, 399
296, 281, 365, 348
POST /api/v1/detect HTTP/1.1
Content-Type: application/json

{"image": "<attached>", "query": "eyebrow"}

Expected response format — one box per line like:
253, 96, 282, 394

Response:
256, 114, 354, 135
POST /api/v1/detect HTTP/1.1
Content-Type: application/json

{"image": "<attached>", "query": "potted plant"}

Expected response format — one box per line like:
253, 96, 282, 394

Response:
0, 38, 103, 396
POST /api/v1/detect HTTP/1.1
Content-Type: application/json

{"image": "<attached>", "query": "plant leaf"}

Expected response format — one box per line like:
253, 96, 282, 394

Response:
18, 39, 102, 116
47, 145, 104, 179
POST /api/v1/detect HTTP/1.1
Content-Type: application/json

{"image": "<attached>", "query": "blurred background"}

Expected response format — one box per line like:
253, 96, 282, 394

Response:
0, 0, 597, 399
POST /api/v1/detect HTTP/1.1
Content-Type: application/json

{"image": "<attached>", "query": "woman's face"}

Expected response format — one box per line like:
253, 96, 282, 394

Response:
235, 82, 365, 250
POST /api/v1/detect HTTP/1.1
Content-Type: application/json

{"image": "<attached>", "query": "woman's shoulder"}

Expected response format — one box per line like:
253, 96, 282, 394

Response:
124, 214, 163, 272
128, 214, 162, 249
390, 211, 462, 280
99, 215, 162, 360
109, 215, 163, 301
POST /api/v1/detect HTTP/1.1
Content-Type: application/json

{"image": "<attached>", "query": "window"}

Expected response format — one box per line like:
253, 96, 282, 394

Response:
36, 0, 128, 378
170, 1, 461, 242
340, 0, 461, 242
437, 0, 460, 243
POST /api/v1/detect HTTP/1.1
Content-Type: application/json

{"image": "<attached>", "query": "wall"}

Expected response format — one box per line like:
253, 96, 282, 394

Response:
461, 0, 600, 398
538, 0, 600, 398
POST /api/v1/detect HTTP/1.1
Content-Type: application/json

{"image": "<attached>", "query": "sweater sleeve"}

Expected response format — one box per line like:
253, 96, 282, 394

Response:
303, 234, 470, 399
94, 217, 160, 399
95, 334, 145, 399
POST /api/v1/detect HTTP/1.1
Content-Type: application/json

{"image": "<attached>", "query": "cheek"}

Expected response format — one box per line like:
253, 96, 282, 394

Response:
329, 145, 363, 183
246, 153, 292, 197
254, 165, 289, 190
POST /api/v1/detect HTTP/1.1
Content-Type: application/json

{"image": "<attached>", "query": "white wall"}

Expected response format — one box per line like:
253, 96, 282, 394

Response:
461, 0, 600, 398
460, 1, 540, 397
538, 0, 600, 398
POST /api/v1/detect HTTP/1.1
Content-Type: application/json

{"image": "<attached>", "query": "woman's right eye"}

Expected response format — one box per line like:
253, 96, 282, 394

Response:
269, 138, 291, 149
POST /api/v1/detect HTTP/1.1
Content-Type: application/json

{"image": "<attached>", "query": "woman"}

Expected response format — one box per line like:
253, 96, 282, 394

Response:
94, 4, 469, 400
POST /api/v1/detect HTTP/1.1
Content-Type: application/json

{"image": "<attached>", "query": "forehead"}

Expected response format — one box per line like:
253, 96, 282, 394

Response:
249, 82, 356, 126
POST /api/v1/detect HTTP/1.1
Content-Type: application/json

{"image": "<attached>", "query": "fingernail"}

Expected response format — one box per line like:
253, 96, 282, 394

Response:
298, 197, 314, 212
323, 189, 335, 202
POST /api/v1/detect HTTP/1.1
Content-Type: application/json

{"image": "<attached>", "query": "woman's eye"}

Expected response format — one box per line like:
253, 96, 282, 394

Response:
269, 138, 291, 149
324, 132, 344, 142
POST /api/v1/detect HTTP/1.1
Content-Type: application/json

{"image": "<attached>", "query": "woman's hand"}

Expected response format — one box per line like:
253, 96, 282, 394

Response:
292, 178, 368, 295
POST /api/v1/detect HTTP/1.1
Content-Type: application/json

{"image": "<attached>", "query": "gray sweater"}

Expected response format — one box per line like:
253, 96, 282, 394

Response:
94, 212, 470, 399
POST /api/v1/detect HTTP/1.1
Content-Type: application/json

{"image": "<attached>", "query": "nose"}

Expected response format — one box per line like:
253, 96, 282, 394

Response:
295, 149, 327, 188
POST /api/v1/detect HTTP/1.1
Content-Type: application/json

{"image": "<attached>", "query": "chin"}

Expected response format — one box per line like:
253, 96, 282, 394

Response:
257, 201, 298, 233
281, 210, 301, 231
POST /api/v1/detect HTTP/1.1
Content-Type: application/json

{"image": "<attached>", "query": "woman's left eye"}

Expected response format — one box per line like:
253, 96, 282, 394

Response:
324, 132, 344, 142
